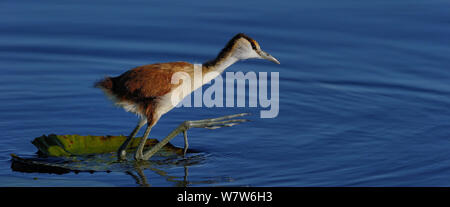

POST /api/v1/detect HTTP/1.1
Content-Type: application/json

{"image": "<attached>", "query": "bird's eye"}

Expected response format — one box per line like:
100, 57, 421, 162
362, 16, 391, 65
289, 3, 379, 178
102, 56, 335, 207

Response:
251, 43, 257, 50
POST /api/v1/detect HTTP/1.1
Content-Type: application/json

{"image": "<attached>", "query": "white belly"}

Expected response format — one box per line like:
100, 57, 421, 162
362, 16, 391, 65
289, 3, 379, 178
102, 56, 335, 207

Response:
154, 70, 222, 118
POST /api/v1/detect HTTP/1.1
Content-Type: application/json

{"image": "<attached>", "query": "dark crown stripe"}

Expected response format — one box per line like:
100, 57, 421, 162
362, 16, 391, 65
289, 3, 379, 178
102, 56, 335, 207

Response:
204, 33, 256, 67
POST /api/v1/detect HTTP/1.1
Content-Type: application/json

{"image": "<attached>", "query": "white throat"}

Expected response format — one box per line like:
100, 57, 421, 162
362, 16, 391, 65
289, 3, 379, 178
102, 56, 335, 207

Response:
208, 55, 239, 73
203, 38, 260, 73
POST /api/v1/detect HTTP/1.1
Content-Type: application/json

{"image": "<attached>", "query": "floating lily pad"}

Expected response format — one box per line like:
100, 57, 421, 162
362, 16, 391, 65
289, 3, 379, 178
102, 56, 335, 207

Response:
11, 152, 206, 176
11, 134, 202, 177
11, 154, 73, 174
32, 134, 188, 157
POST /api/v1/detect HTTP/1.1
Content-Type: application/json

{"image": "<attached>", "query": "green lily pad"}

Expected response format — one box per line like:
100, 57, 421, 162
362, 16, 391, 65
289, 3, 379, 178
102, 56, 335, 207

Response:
32, 134, 186, 157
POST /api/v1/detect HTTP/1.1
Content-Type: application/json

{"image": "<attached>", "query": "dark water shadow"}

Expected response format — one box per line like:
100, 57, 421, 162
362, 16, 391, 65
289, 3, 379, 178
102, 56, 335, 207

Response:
10, 150, 215, 187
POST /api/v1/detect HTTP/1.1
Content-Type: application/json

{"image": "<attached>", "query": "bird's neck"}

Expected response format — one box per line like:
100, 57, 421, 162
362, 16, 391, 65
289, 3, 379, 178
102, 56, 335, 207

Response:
202, 51, 239, 74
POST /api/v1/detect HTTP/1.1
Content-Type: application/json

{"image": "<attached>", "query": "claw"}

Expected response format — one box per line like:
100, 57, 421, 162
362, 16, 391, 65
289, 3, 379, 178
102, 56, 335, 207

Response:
141, 113, 251, 160
200, 119, 250, 129
189, 113, 250, 123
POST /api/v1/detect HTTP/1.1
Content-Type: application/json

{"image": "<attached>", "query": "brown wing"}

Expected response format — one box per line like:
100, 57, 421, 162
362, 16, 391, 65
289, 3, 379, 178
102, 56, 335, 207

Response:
97, 62, 193, 103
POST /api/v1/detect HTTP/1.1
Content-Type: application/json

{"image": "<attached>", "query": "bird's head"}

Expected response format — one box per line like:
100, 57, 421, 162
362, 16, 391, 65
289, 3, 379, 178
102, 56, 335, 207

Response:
221, 33, 280, 64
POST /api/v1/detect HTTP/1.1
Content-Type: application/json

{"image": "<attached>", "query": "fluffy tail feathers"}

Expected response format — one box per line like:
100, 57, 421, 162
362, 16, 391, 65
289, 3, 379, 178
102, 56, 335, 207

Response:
94, 77, 113, 90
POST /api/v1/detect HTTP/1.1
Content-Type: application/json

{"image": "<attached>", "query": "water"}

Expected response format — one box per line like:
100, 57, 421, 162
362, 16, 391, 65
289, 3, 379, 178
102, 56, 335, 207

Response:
1, 0, 449, 186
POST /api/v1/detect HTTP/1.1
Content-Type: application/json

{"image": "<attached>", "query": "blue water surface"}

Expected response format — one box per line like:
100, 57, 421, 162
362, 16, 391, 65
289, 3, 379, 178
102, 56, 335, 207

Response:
0, 0, 449, 186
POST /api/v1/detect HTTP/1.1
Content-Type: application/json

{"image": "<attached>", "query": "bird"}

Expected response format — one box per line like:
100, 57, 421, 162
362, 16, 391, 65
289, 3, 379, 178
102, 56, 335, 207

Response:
95, 33, 280, 161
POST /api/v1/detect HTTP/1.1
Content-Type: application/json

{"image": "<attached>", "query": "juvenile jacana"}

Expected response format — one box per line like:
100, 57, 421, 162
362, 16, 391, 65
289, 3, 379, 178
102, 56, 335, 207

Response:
95, 33, 279, 161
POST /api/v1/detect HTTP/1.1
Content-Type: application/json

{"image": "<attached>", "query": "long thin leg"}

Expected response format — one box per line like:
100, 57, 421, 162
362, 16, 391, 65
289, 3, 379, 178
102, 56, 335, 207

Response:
118, 118, 146, 161
141, 113, 249, 160
134, 124, 152, 160
183, 130, 188, 157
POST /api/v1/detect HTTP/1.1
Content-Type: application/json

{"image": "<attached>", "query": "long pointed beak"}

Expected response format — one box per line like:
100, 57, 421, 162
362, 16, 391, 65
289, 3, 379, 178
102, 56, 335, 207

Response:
259, 50, 280, 64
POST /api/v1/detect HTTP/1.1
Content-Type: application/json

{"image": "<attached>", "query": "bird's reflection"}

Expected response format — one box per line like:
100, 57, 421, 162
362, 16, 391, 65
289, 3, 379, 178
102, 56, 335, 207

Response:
126, 165, 151, 187
11, 151, 227, 186
124, 154, 214, 187
126, 163, 188, 187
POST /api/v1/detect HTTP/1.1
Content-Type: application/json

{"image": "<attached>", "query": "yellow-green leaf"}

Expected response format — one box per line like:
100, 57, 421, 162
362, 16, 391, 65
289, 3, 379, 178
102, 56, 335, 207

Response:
32, 134, 185, 157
